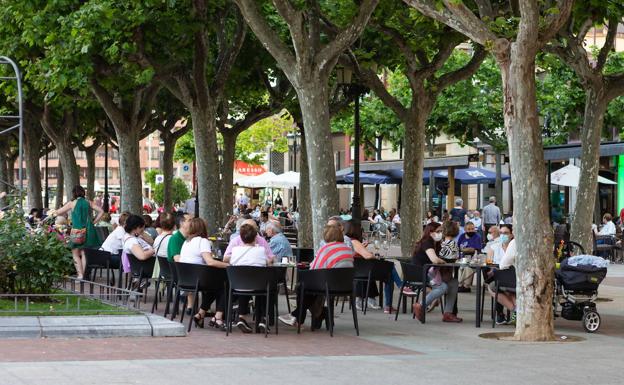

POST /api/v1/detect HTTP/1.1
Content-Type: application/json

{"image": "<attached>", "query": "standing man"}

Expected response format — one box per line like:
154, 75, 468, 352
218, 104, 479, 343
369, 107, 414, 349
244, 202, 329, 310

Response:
184, 192, 196, 216
482, 196, 501, 234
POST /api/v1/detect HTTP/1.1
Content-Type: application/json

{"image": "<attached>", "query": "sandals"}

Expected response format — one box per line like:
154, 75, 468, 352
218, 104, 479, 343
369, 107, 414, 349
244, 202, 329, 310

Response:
193, 314, 205, 328
207, 317, 227, 331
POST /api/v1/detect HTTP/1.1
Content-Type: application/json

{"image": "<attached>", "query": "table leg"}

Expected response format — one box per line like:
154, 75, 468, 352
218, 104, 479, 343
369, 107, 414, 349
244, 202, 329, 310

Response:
476, 267, 482, 328
421, 267, 427, 324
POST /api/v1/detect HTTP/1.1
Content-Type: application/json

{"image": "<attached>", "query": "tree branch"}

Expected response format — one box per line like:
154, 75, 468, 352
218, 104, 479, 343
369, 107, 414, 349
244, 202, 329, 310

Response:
596, 16, 618, 72
373, 22, 418, 70
538, 0, 574, 45
234, 0, 297, 73
211, 6, 247, 100
316, 0, 379, 75
90, 79, 128, 131
435, 46, 487, 90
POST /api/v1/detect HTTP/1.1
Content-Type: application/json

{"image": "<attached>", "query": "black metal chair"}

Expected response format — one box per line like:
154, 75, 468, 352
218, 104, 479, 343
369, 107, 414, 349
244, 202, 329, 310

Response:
395, 262, 424, 321
492, 267, 516, 328
151, 257, 175, 316
126, 253, 156, 303
297, 268, 358, 337
352, 258, 394, 314
593, 232, 615, 260
290, 248, 315, 290
94, 226, 110, 244
83, 248, 114, 285
225, 266, 281, 337
173, 262, 227, 332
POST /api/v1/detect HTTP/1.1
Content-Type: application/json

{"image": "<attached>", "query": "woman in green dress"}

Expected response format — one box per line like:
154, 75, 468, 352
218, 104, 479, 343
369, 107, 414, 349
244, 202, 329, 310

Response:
55, 185, 104, 279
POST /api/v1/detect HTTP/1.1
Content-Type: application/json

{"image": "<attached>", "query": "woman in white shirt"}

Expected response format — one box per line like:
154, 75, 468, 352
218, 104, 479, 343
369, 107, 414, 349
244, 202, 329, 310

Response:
224, 223, 270, 333
595, 213, 616, 237
151, 213, 176, 278
486, 224, 516, 324
178, 217, 228, 330
122, 215, 155, 274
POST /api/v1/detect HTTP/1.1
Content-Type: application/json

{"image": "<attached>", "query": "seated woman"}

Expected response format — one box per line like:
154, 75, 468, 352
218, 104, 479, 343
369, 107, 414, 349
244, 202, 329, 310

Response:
179, 217, 229, 330
122, 214, 155, 267
224, 223, 272, 333
486, 224, 517, 325
278, 224, 353, 328
412, 222, 463, 323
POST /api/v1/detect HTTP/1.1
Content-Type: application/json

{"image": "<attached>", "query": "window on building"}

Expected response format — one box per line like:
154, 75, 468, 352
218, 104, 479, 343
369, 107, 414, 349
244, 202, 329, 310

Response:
150, 148, 160, 160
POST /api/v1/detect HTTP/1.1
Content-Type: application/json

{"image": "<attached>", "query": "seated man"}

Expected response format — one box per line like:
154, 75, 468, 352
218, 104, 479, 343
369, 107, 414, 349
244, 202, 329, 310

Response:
266, 220, 293, 260
457, 221, 483, 292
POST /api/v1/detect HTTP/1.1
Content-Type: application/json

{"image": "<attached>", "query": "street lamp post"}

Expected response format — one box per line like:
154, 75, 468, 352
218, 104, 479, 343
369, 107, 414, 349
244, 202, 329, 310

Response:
103, 140, 110, 213
287, 132, 300, 210
44, 143, 49, 209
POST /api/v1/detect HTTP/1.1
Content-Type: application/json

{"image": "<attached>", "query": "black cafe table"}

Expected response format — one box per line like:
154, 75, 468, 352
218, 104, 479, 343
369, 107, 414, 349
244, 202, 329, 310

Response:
420, 262, 498, 328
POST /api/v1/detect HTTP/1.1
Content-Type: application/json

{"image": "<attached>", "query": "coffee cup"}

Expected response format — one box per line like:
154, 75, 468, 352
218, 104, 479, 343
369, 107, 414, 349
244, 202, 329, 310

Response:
281, 257, 289, 264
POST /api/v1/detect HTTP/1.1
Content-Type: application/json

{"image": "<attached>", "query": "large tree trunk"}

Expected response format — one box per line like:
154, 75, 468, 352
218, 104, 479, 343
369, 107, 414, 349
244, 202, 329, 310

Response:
495, 151, 504, 213
55, 138, 79, 203
221, 130, 238, 213
55, 165, 64, 209
115, 128, 143, 214
23, 118, 43, 210
297, 125, 313, 248
499, 46, 554, 341
162, 135, 176, 212
296, 84, 340, 249
85, 146, 97, 201
570, 87, 607, 252
189, 106, 223, 233
400, 116, 426, 258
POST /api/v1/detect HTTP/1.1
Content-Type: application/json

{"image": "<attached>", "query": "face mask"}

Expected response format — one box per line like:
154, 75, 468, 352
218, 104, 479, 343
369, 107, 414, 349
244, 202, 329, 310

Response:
432, 232, 443, 242
499, 234, 509, 244
487, 234, 494, 241
465, 231, 475, 237
468, 214, 474, 218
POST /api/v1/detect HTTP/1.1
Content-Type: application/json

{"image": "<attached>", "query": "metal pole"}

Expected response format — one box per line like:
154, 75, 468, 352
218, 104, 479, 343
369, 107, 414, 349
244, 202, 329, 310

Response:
548, 160, 552, 224
352, 89, 361, 223
44, 147, 49, 208
0, 57, 24, 195
103, 140, 109, 212
293, 135, 297, 210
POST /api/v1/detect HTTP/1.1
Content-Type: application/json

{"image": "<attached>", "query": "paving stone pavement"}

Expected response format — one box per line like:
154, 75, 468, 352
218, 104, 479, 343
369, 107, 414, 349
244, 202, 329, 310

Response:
0, 264, 623, 385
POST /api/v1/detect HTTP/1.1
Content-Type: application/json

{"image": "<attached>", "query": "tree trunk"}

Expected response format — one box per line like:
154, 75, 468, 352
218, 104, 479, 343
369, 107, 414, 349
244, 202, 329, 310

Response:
297, 126, 313, 248
85, 146, 97, 201
570, 87, 607, 253
221, 130, 239, 213
23, 118, 43, 210
296, 84, 340, 249
115, 128, 143, 214
162, 135, 176, 212
189, 106, 223, 233
400, 117, 426, 258
55, 165, 64, 209
495, 151, 503, 213
499, 47, 555, 341
427, 141, 435, 215
55, 138, 79, 204
0, 150, 8, 207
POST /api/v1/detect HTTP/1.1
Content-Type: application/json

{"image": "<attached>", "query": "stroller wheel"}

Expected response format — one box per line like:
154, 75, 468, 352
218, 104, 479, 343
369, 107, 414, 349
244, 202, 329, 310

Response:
582, 310, 600, 333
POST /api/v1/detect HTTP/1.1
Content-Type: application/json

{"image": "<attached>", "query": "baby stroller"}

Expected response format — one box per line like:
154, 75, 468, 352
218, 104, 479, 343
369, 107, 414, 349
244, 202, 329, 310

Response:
554, 256, 608, 333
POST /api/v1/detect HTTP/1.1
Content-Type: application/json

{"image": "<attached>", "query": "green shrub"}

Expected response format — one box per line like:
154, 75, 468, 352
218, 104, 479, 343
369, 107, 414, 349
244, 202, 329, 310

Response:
0, 206, 72, 294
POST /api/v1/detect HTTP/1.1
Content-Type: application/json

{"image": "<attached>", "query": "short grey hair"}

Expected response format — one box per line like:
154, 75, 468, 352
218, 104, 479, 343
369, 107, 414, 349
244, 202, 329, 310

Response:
266, 220, 282, 234
327, 216, 344, 226
489, 196, 496, 203
455, 198, 463, 206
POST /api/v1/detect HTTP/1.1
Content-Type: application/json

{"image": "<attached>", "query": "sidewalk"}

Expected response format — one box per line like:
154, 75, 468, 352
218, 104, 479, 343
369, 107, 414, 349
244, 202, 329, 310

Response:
0, 265, 622, 385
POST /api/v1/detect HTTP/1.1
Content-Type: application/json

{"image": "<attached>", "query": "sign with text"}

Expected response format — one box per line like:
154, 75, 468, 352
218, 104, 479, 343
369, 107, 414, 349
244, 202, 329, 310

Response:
235, 160, 266, 176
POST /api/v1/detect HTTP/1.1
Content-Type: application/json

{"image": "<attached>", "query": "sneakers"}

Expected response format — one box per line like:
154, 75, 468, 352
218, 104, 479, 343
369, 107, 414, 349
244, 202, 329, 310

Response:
412, 302, 424, 323
442, 312, 463, 323
257, 322, 269, 333
383, 306, 396, 314
278, 314, 297, 326
508, 310, 517, 325
367, 298, 381, 310
236, 318, 252, 333
402, 287, 416, 296
355, 298, 363, 311
426, 298, 440, 313
495, 312, 507, 325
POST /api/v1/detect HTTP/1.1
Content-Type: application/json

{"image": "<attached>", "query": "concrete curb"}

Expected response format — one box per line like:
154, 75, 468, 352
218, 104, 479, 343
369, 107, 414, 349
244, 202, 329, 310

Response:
0, 314, 186, 339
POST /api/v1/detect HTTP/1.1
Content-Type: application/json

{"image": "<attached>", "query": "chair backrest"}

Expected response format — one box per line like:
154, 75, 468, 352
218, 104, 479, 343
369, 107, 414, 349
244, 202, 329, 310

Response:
353, 258, 376, 278
84, 248, 111, 268
94, 227, 108, 244
361, 220, 372, 232
298, 268, 355, 293
400, 262, 423, 283
226, 266, 280, 292
127, 253, 156, 278
157, 256, 173, 280
295, 248, 315, 263
370, 259, 394, 281
174, 262, 227, 291
494, 266, 516, 288
168, 259, 178, 282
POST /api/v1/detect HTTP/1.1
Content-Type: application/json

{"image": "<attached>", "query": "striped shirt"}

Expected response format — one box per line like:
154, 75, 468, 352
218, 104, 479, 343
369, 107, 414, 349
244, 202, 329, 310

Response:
310, 242, 354, 269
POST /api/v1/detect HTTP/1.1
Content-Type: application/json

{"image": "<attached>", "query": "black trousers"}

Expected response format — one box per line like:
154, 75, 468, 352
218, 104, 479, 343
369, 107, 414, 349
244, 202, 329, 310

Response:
200, 288, 226, 313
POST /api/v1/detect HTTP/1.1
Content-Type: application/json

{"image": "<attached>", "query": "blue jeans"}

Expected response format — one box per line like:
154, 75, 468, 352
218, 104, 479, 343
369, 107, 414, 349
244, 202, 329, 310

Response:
425, 278, 458, 314
383, 266, 403, 307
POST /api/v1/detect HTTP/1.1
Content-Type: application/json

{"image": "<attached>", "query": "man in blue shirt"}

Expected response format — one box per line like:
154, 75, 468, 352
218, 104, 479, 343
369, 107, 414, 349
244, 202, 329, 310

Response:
457, 221, 482, 293
266, 220, 293, 260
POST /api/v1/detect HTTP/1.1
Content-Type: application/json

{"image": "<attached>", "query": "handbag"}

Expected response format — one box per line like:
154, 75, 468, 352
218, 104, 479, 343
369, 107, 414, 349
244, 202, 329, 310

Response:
70, 228, 87, 245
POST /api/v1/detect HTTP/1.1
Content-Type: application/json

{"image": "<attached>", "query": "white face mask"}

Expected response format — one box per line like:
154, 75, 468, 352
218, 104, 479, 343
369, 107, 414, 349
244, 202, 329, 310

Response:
432, 232, 443, 242
487, 234, 494, 241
